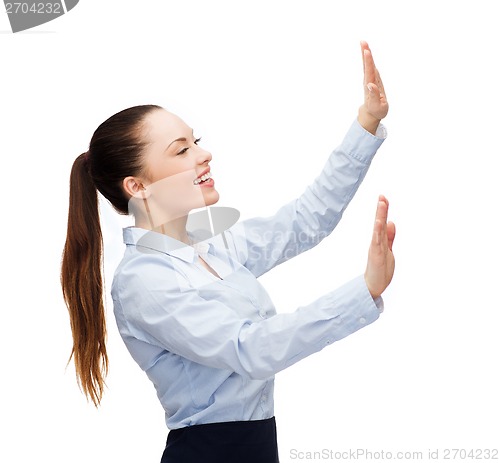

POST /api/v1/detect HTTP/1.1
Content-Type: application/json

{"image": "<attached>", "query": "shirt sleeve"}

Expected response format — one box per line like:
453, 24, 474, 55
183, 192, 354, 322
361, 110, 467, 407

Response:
113, 254, 382, 380
225, 119, 386, 278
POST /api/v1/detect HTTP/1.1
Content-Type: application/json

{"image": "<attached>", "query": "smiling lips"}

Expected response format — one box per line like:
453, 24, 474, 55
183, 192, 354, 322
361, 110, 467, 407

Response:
193, 171, 213, 185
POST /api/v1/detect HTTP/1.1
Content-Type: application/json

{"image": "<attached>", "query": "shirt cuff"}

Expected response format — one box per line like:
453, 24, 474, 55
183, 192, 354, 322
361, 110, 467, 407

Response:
342, 119, 387, 164
355, 118, 387, 140
373, 295, 384, 313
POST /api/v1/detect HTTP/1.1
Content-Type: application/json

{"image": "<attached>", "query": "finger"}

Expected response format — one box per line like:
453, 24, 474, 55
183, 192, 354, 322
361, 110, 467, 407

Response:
363, 48, 377, 90
360, 40, 370, 74
387, 221, 396, 251
373, 219, 383, 246
375, 197, 388, 225
376, 198, 390, 255
375, 68, 386, 96
373, 73, 387, 105
370, 199, 387, 252
360, 42, 365, 74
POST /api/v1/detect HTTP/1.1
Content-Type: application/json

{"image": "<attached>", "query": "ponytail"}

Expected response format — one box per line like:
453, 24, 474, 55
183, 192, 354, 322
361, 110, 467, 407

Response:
61, 104, 162, 406
61, 152, 108, 407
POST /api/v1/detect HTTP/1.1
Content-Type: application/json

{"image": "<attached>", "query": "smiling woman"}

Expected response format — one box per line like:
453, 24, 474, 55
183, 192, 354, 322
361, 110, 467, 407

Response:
122, 109, 220, 240
60, 41, 395, 463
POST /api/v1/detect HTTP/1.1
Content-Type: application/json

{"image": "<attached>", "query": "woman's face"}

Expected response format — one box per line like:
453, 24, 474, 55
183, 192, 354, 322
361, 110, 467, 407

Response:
136, 109, 220, 219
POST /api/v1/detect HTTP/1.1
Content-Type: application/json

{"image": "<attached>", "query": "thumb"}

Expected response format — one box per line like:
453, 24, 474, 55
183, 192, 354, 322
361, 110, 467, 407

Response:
387, 221, 396, 251
367, 82, 382, 99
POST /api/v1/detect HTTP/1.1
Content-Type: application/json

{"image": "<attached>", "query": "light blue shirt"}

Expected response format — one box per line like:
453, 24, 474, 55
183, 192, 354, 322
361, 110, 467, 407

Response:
111, 120, 386, 429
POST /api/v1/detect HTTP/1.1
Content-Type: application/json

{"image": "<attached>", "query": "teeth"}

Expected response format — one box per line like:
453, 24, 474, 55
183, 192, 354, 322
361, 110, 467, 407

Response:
193, 172, 212, 185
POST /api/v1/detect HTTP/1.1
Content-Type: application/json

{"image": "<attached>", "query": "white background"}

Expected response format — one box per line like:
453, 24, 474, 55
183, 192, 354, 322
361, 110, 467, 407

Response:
1, 1, 499, 461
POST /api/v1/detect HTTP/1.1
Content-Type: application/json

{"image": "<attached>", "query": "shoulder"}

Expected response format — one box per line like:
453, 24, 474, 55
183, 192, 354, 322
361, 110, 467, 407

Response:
111, 247, 187, 301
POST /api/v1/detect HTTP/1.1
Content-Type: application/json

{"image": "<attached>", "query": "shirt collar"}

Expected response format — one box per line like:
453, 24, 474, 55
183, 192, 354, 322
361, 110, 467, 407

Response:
122, 227, 212, 263
122, 207, 240, 263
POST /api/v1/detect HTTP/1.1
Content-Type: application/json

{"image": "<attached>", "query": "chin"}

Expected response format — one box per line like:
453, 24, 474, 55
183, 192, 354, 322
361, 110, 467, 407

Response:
203, 189, 220, 206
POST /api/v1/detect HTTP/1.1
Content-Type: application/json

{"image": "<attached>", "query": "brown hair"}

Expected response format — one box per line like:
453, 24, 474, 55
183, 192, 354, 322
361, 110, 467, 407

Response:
60, 104, 161, 406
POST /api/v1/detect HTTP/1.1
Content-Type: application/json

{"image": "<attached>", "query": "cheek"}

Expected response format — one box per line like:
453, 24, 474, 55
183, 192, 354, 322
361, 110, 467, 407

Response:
149, 169, 205, 208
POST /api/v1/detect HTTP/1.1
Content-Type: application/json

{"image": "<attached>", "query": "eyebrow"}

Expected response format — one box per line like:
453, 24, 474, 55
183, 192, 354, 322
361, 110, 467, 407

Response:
165, 129, 194, 151
166, 137, 186, 150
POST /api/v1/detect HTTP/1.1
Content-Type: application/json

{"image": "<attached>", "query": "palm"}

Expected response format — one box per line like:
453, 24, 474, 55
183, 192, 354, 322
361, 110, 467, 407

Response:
364, 196, 396, 299
361, 41, 389, 121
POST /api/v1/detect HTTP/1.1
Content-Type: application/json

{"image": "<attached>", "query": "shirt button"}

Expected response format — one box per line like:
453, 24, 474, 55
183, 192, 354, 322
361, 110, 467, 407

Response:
325, 339, 331, 345
359, 317, 366, 324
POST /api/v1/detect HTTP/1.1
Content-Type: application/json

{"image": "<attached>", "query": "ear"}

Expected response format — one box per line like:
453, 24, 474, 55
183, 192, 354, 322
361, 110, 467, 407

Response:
122, 176, 151, 199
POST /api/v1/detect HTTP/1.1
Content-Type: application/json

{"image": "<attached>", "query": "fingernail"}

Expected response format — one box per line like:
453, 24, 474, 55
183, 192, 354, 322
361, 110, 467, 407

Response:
367, 84, 373, 92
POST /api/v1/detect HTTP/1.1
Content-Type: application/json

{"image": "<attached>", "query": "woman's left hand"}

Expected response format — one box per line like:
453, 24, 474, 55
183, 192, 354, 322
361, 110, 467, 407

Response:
364, 195, 396, 300
358, 41, 389, 134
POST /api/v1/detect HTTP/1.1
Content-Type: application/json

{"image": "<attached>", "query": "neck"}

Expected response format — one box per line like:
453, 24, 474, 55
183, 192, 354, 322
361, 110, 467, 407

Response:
135, 213, 190, 244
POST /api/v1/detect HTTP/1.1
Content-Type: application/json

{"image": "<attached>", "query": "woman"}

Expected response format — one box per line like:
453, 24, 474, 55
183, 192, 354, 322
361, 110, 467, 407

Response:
61, 41, 395, 462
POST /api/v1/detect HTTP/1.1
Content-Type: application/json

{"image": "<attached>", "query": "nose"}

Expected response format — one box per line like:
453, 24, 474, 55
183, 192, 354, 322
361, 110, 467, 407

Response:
197, 146, 212, 164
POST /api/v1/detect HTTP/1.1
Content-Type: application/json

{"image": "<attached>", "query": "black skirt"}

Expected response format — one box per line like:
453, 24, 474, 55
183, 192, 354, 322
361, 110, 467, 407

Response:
160, 417, 279, 463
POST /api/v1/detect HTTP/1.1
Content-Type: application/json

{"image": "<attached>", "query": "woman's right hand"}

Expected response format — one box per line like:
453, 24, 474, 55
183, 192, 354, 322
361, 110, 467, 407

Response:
364, 195, 396, 299
358, 41, 389, 135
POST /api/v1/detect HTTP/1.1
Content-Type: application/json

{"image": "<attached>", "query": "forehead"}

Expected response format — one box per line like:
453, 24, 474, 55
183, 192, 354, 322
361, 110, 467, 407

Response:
144, 109, 191, 144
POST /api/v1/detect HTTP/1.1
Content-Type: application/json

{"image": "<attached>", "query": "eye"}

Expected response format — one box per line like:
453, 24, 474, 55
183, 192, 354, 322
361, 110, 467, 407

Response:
176, 137, 202, 155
